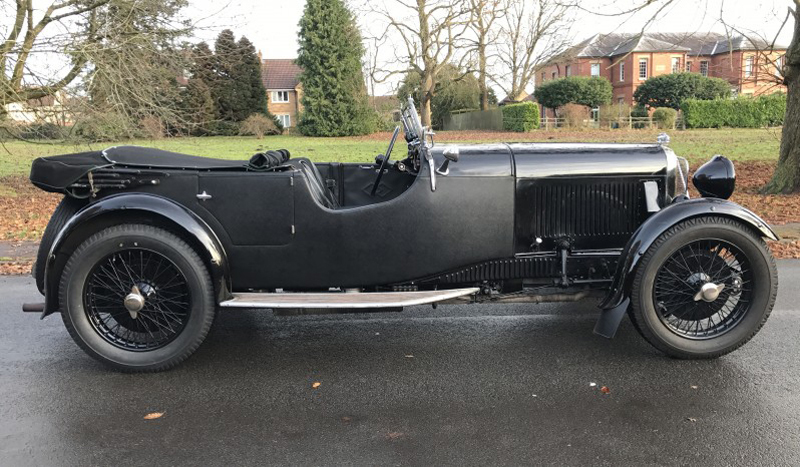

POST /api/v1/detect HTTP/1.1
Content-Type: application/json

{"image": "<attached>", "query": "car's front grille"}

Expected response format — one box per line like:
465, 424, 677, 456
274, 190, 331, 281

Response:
521, 179, 650, 239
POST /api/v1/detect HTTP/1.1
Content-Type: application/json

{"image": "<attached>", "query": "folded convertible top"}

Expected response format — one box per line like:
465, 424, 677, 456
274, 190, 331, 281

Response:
30, 145, 290, 193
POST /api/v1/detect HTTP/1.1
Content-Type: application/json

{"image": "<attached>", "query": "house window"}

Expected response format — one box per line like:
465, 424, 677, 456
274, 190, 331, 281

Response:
271, 91, 289, 103
565, 65, 571, 77
277, 114, 291, 128
700, 61, 709, 77
552, 71, 557, 79
639, 58, 648, 80
591, 107, 599, 121
541, 71, 546, 82
591, 63, 600, 77
671, 57, 680, 74
618, 97, 625, 105
619, 62, 625, 81
686, 61, 693, 72
776, 55, 784, 77
745, 56, 754, 77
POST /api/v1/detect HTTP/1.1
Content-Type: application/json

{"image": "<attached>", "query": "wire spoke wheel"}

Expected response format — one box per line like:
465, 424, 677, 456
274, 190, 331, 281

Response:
83, 248, 191, 351
653, 238, 751, 340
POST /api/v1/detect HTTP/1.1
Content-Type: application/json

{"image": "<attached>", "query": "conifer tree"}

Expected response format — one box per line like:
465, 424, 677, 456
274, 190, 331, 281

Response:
296, 0, 375, 136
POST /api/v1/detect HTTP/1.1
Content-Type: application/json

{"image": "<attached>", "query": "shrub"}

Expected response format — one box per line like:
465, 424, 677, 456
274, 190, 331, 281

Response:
630, 104, 649, 129
561, 103, 588, 128
502, 101, 539, 132
652, 107, 678, 129
634, 73, 731, 109
597, 103, 631, 128
140, 116, 165, 140
207, 120, 241, 136
239, 113, 282, 138
72, 113, 141, 142
18, 122, 67, 140
682, 94, 786, 128
534, 76, 612, 110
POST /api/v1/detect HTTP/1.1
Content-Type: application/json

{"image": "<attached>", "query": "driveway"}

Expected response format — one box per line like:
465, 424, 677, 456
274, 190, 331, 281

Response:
1, 262, 799, 465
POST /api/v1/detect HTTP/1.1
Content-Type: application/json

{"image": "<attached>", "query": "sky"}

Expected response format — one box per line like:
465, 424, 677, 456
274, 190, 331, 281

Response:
184, 0, 795, 97
7, 0, 793, 97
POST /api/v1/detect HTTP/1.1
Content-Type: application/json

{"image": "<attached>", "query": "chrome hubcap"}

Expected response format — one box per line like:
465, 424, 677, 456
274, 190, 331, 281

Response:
693, 282, 725, 303
123, 285, 145, 319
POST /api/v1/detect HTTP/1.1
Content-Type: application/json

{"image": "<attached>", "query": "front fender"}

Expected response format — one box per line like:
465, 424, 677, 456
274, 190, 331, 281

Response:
42, 193, 231, 316
599, 197, 778, 311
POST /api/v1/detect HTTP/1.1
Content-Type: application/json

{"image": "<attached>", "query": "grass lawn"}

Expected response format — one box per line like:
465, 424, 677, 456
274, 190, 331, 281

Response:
0, 127, 782, 177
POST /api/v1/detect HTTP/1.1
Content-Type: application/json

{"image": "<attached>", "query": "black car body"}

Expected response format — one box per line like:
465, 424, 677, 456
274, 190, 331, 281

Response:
26, 98, 779, 371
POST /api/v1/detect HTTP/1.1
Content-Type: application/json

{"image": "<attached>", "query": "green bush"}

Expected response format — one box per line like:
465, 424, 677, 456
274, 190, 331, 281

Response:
682, 94, 786, 128
18, 122, 67, 140
73, 113, 141, 142
634, 73, 731, 109
534, 76, 612, 110
631, 104, 649, 129
502, 102, 539, 132
652, 107, 678, 129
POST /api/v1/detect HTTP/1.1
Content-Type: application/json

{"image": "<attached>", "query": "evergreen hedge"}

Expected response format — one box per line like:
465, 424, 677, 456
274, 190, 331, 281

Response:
682, 94, 786, 128
502, 102, 540, 132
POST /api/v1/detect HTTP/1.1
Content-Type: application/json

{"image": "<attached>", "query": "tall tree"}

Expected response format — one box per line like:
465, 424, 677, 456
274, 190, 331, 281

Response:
376, 0, 470, 127
398, 64, 481, 128
764, 0, 800, 193
494, 0, 572, 102
211, 29, 265, 122
297, 0, 374, 136
467, 0, 503, 110
85, 0, 190, 127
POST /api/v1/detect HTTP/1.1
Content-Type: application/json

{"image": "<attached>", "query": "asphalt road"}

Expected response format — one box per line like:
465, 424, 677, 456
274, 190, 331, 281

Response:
1, 263, 799, 466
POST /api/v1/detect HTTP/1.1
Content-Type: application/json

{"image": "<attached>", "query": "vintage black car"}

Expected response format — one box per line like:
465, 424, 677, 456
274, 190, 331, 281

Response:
25, 98, 778, 371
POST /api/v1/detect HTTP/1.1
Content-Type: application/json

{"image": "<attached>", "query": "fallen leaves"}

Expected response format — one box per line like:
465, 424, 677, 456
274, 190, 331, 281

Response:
143, 412, 164, 420
600, 386, 611, 395
311, 382, 321, 389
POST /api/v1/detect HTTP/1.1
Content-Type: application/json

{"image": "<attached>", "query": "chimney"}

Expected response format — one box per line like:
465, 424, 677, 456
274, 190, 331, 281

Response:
257, 49, 263, 62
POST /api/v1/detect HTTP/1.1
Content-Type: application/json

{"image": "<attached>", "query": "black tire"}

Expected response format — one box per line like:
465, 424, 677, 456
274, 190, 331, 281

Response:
35, 196, 84, 294
59, 224, 215, 372
630, 216, 778, 359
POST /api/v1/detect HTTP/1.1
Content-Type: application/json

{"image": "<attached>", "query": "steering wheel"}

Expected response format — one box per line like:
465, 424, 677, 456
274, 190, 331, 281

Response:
371, 126, 401, 197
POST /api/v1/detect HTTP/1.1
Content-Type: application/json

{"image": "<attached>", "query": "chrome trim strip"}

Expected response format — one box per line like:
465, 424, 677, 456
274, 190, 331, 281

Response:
219, 287, 480, 309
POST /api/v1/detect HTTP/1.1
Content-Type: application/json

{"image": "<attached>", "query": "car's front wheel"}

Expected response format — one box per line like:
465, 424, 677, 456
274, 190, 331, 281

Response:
60, 224, 215, 372
630, 216, 778, 359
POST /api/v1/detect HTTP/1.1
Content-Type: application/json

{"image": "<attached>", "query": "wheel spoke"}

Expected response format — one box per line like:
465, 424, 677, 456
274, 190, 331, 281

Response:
652, 238, 753, 340
83, 248, 191, 351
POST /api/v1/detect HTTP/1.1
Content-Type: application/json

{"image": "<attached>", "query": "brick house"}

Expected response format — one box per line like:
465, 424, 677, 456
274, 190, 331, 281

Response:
538, 32, 787, 117
261, 58, 303, 128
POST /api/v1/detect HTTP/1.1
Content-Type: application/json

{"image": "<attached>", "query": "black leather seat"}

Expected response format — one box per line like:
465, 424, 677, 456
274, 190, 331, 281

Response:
287, 158, 339, 209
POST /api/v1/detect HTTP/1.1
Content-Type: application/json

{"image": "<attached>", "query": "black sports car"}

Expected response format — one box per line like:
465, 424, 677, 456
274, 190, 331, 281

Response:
25, 97, 779, 371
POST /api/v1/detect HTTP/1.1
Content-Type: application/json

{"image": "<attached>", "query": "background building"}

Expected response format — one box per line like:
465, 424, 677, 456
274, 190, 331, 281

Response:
261, 58, 303, 128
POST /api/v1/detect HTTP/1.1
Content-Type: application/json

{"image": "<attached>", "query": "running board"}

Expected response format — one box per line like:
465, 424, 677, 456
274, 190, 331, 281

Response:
219, 288, 480, 309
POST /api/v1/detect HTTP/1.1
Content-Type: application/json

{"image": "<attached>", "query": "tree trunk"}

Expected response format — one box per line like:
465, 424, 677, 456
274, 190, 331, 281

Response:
764, 6, 800, 194
479, 43, 489, 111
421, 93, 433, 127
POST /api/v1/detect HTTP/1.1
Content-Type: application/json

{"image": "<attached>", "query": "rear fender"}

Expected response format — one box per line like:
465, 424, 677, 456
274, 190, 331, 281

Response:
599, 197, 778, 312
42, 193, 230, 317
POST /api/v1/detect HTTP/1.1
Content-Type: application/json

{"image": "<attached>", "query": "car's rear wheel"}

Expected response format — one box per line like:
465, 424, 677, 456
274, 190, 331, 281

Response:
60, 224, 215, 372
630, 216, 777, 359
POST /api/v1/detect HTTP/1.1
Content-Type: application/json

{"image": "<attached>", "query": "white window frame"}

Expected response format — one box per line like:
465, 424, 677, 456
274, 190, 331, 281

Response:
745, 56, 754, 77
619, 62, 625, 81
565, 65, 571, 77
686, 61, 693, 72
277, 114, 291, 128
671, 57, 680, 74
591, 63, 600, 77
271, 90, 290, 103
638, 58, 648, 80
700, 61, 709, 77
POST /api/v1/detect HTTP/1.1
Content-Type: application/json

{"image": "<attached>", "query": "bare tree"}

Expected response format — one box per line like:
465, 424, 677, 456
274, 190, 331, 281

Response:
0, 0, 109, 106
493, 0, 573, 103
465, 0, 503, 110
373, 0, 471, 126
